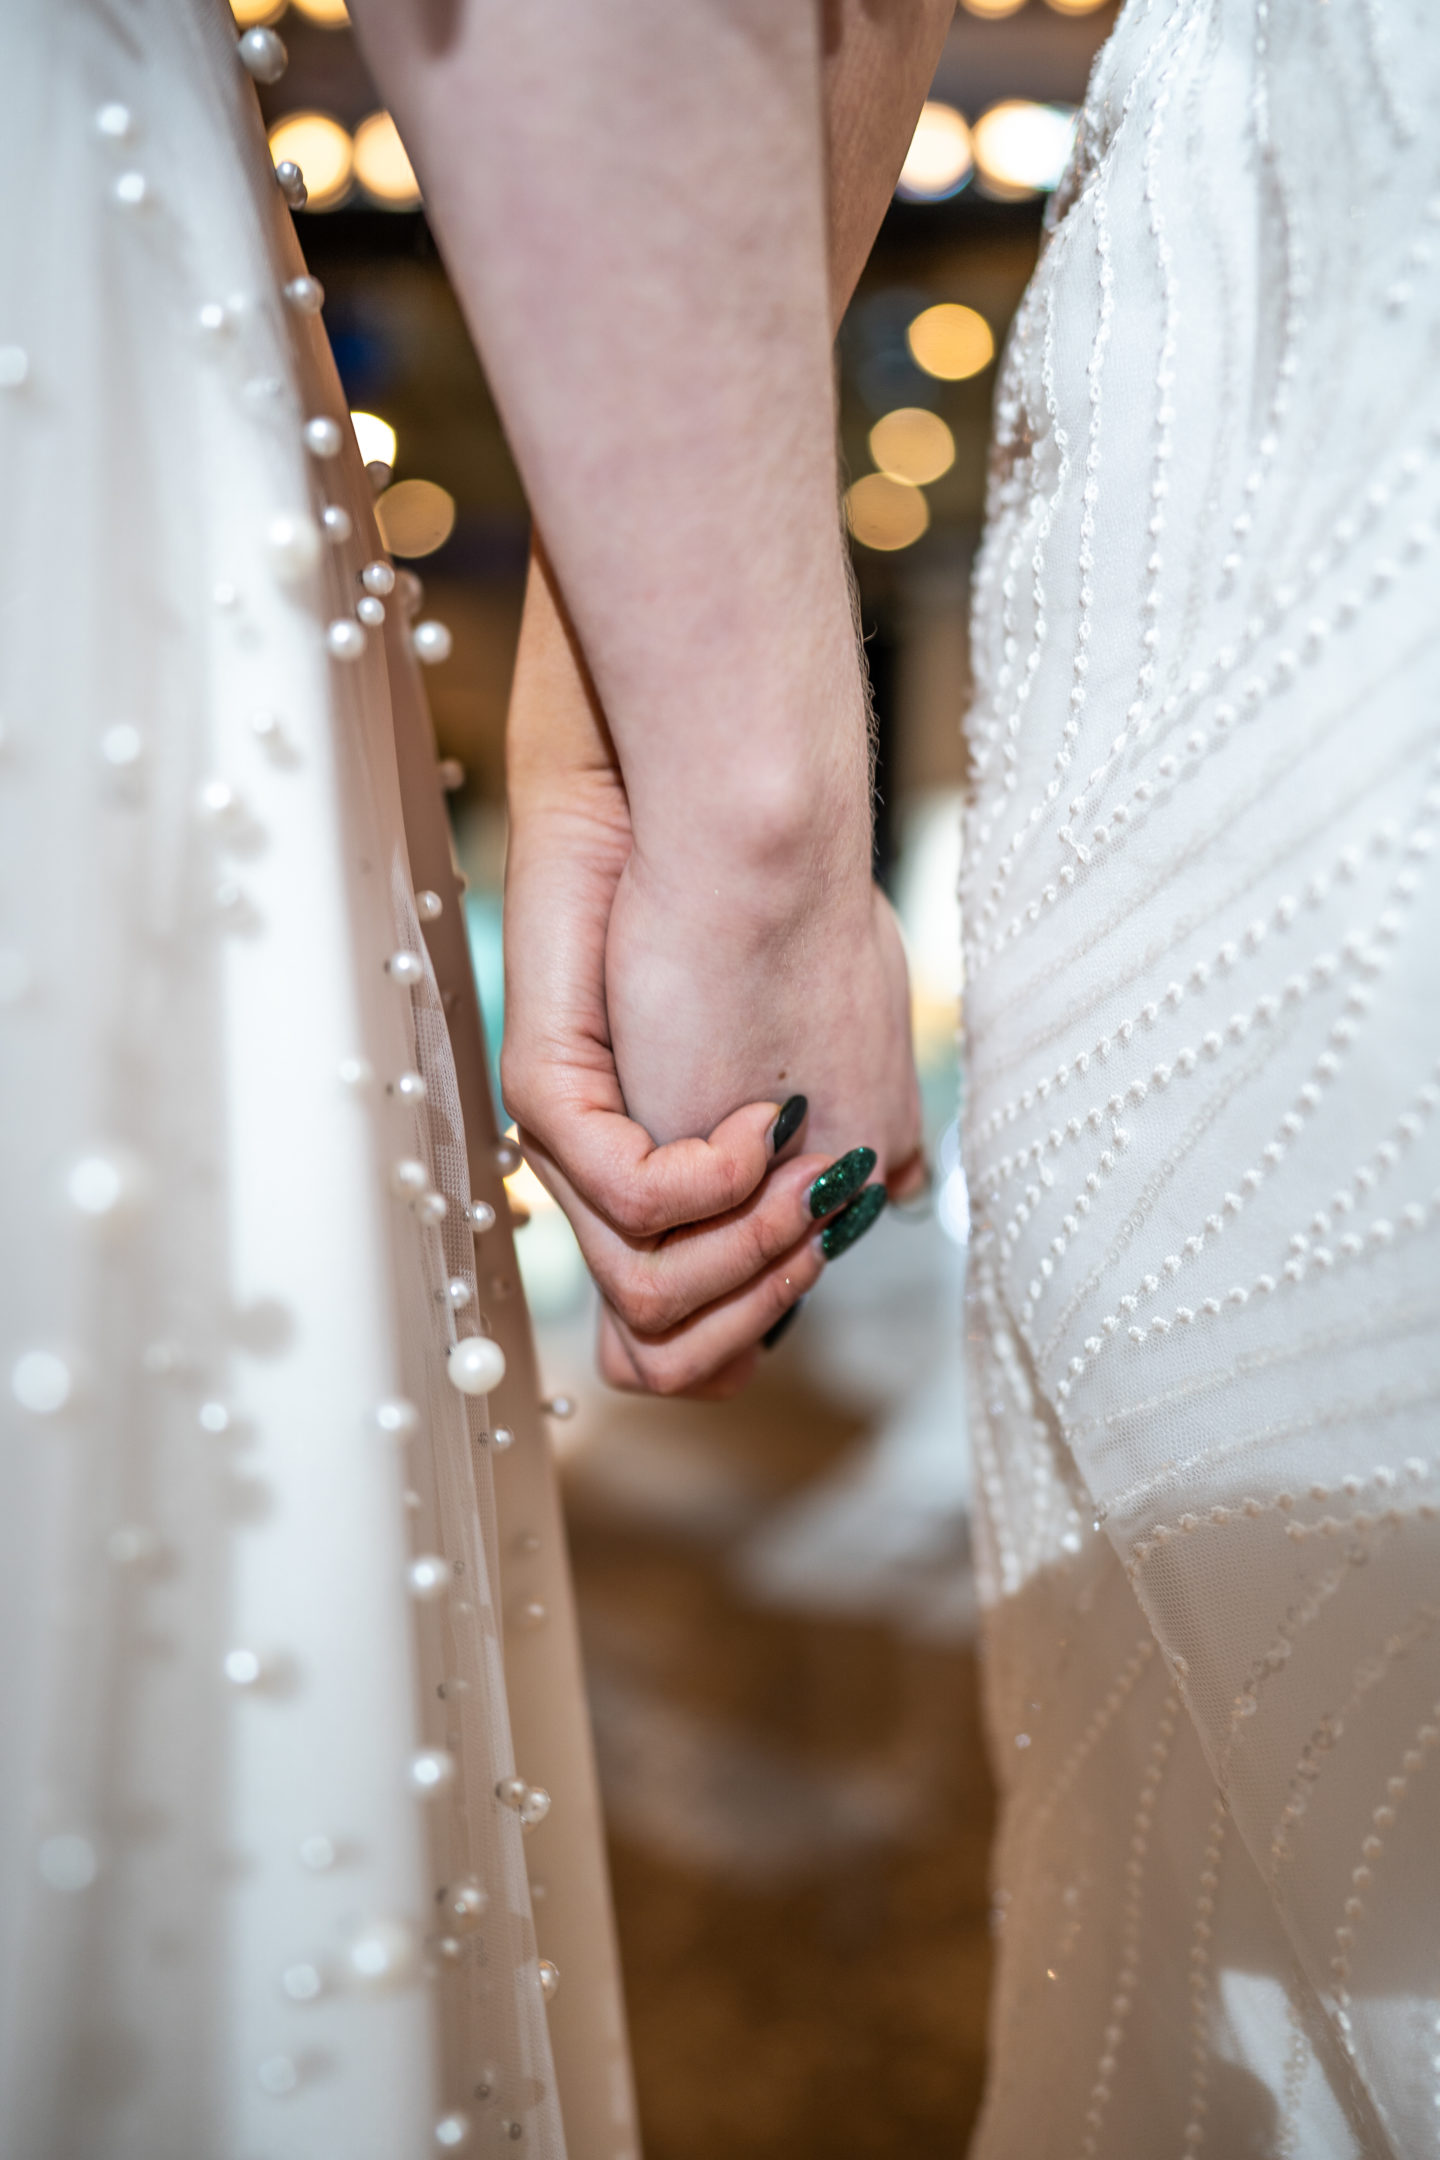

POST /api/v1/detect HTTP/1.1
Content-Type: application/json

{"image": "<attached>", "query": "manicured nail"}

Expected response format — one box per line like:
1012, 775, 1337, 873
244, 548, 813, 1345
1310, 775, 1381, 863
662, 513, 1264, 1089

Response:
762, 1297, 805, 1350
807, 1146, 877, 1220
769, 1094, 808, 1156
820, 1182, 886, 1261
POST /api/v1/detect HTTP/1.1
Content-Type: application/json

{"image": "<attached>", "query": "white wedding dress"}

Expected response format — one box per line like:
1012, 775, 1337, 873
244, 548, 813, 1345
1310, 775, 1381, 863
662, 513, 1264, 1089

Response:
0, 6, 637, 2157
963, 1, 1440, 2152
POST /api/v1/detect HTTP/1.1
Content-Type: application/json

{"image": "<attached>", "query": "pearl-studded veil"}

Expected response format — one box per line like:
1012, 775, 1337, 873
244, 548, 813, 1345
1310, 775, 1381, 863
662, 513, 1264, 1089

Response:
0, 3, 635, 2155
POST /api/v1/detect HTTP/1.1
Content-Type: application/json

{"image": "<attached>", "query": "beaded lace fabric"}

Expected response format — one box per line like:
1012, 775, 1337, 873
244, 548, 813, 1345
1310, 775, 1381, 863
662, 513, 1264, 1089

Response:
962, 2, 1440, 2152
0, 4, 569, 2155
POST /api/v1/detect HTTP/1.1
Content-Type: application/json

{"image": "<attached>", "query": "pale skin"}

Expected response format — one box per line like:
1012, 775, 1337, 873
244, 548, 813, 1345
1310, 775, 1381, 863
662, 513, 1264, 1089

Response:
349, 0, 954, 1395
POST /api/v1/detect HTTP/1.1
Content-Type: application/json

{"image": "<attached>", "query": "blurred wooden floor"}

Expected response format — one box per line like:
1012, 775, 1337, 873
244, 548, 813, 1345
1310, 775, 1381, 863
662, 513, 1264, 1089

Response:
560, 1349, 995, 2159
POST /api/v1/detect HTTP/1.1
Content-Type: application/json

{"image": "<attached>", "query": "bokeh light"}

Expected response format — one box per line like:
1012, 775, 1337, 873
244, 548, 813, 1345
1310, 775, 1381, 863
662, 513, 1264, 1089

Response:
353, 111, 422, 209
375, 479, 457, 559
869, 408, 956, 488
231, 0, 287, 23
896, 102, 974, 202
289, 0, 350, 21
350, 410, 398, 469
504, 1157, 558, 1219
907, 302, 995, 382
1045, 0, 1108, 12
960, 0, 1027, 15
845, 473, 930, 552
972, 101, 1077, 197
267, 112, 353, 211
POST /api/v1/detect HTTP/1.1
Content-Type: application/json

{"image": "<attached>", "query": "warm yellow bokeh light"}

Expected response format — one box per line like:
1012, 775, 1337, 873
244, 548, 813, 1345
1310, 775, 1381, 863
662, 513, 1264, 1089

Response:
505, 1158, 558, 1218
907, 302, 995, 382
972, 100, 1077, 197
267, 112, 353, 211
1045, 0, 1108, 13
846, 473, 930, 553
869, 408, 956, 488
350, 410, 397, 470
897, 101, 973, 201
353, 111, 422, 208
961, 0, 1027, 16
231, 0, 286, 24
290, 0, 350, 22
375, 479, 457, 559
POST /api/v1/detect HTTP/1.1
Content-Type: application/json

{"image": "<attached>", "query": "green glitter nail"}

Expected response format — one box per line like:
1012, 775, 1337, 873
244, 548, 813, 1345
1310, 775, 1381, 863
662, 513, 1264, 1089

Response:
819, 1182, 886, 1261
807, 1146, 877, 1220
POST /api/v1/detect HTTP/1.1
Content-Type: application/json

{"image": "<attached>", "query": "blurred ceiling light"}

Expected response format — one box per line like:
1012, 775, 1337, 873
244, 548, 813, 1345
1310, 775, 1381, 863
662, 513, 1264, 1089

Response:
267, 112, 353, 211
845, 473, 930, 553
960, 0, 1027, 15
896, 101, 974, 202
972, 100, 1077, 198
353, 111, 422, 209
907, 301, 995, 382
231, 0, 287, 23
289, 0, 349, 21
350, 410, 397, 470
375, 479, 457, 559
1045, 0, 1108, 12
869, 407, 956, 487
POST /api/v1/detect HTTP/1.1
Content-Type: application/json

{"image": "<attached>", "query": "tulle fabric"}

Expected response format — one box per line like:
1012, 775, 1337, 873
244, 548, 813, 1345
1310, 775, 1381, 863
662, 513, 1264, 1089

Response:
0, 6, 634, 2154
963, 2, 1440, 2151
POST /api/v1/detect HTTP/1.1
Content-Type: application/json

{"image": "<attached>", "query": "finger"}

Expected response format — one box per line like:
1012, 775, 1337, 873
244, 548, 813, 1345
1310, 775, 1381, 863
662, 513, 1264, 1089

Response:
597, 1306, 762, 1402
527, 1139, 880, 1336
601, 1231, 829, 1397
885, 1148, 930, 1204
513, 1087, 802, 1240
595, 1306, 644, 1390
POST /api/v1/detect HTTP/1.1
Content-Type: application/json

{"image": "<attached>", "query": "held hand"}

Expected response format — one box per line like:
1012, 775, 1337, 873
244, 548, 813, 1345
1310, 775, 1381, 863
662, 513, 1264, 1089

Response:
594, 846, 925, 1390
501, 547, 904, 1395
502, 777, 894, 1397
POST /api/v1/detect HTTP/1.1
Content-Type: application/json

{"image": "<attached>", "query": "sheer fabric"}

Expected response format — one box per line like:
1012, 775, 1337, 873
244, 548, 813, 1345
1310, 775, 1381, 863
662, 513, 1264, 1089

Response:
0, 6, 636, 2156
963, 2, 1440, 2151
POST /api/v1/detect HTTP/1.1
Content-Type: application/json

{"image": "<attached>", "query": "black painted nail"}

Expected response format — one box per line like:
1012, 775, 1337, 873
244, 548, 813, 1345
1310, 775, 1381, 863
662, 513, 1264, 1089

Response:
807, 1146, 877, 1221
769, 1094, 808, 1157
820, 1182, 886, 1261
762, 1297, 805, 1350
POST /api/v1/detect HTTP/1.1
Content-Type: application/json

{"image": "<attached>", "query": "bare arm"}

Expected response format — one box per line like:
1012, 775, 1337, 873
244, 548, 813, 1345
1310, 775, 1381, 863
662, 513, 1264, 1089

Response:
823, 0, 958, 320
507, 0, 955, 859
349, 0, 870, 904
350, 0, 951, 1390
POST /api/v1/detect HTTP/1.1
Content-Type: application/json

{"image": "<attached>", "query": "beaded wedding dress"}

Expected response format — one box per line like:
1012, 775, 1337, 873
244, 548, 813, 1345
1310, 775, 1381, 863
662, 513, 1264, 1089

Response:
0, 6, 636, 2157
962, 1, 1440, 2152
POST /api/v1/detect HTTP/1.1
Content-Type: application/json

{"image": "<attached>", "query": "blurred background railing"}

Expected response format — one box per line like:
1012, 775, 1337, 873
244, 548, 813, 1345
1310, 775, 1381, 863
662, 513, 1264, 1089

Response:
235, 3, 1117, 2146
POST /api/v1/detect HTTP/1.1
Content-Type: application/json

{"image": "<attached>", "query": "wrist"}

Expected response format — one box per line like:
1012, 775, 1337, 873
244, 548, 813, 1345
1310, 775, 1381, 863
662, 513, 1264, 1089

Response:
634, 753, 872, 923
626, 645, 875, 916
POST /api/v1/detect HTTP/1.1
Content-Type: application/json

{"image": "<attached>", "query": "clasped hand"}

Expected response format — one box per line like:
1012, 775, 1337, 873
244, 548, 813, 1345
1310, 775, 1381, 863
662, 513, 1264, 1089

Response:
499, 551, 924, 1400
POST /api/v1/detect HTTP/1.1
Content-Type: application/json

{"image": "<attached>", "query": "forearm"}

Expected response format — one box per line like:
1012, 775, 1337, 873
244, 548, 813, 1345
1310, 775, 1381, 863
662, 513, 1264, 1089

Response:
822, 0, 957, 319
493, 0, 954, 900
351, 0, 869, 899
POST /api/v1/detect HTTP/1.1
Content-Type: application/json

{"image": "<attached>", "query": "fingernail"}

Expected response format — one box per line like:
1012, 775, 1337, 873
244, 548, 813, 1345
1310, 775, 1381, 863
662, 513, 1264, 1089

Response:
807, 1146, 877, 1220
769, 1094, 808, 1156
819, 1182, 886, 1261
762, 1297, 805, 1350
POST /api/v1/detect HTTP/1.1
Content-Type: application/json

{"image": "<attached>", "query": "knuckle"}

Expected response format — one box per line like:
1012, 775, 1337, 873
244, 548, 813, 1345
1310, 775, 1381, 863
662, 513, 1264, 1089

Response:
606, 1188, 662, 1240
607, 1173, 679, 1240
629, 1341, 696, 1398
608, 1270, 671, 1336
498, 1083, 545, 1153
736, 1211, 779, 1276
